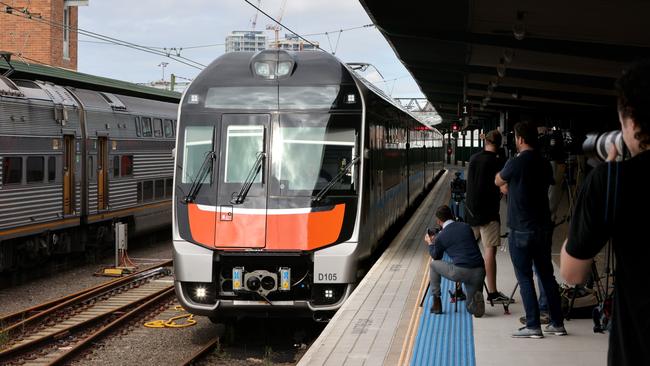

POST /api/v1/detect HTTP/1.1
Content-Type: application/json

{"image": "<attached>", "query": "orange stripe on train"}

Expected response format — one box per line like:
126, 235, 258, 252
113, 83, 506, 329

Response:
187, 203, 346, 251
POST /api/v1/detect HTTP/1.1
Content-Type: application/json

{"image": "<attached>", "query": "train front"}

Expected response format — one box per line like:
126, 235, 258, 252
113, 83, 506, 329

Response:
173, 50, 363, 320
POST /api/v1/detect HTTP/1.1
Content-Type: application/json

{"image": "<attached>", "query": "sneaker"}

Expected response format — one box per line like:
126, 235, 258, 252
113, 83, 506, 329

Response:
487, 291, 514, 304
472, 291, 485, 318
543, 324, 567, 336
430, 295, 442, 314
512, 326, 543, 339
519, 311, 550, 325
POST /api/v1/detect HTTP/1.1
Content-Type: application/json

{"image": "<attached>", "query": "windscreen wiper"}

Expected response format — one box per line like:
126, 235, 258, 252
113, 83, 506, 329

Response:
231, 151, 266, 204
183, 151, 215, 203
312, 156, 359, 203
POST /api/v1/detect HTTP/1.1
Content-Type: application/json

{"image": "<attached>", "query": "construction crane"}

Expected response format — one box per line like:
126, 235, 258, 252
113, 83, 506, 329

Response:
266, 0, 288, 48
249, 0, 262, 29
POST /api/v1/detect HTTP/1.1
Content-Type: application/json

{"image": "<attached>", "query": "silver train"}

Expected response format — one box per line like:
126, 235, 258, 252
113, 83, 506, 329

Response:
0, 75, 177, 272
172, 50, 445, 321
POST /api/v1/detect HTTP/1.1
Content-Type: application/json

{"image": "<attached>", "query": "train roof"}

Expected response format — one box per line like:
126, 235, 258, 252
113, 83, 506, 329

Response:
0, 58, 180, 103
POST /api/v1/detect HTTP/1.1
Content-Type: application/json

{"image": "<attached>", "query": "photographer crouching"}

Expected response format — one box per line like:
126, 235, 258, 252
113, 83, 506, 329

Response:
425, 205, 486, 317
561, 60, 650, 366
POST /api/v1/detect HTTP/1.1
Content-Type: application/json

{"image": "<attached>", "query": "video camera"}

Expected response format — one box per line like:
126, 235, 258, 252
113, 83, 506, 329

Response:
450, 171, 466, 203
427, 226, 441, 237
538, 128, 581, 163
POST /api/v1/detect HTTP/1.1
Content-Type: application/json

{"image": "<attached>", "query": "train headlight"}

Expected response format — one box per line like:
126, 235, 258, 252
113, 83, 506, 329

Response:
276, 61, 293, 77
254, 62, 272, 78
195, 286, 207, 299
324, 289, 334, 299
247, 276, 261, 291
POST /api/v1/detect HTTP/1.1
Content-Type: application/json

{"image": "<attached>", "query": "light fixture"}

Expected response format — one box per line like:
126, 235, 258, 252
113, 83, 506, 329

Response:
497, 57, 507, 78
324, 289, 334, 299
512, 89, 521, 100
276, 61, 293, 76
254, 62, 271, 78
503, 48, 515, 64
513, 11, 526, 41
195, 286, 207, 299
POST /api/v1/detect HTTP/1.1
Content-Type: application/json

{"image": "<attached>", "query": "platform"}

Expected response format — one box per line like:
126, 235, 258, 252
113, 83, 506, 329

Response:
298, 168, 608, 366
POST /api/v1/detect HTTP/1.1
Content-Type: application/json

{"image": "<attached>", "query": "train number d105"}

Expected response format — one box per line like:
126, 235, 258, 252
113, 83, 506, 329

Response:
317, 272, 338, 282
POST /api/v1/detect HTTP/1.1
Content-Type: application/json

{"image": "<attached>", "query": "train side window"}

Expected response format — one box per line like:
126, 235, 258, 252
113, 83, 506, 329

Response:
113, 156, 120, 177
121, 155, 133, 176
153, 118, 163, 137
48, 156, 56, 182
154, 179, 164, 200
135, 117, 141, 137
142, 180, 153, 201
26, 156, 44, 183
2, 157, 22, 184
142, 117, 152, 137
165, 178, 173, 198
88, 156, 95, 180
164, 119, 174, 137
136, 181, 142, 203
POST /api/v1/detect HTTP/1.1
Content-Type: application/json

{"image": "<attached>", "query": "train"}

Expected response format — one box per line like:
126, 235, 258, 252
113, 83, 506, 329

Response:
0, 74, 177, 273
172, 49, 445, 321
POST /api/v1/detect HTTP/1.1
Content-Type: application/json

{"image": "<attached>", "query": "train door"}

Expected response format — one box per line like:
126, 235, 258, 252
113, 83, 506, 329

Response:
97, 137, 108, 211
215, 114, 270, 248
63, 135, 75, 215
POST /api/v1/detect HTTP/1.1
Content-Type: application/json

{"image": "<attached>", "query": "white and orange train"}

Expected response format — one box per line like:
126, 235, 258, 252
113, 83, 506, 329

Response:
172, 50, 445, 321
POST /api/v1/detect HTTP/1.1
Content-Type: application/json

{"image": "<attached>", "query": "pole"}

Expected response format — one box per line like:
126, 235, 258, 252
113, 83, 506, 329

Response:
170, 74, 176, 92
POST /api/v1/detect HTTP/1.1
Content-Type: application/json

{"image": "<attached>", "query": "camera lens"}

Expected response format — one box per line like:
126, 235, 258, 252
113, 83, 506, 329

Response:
583, 130, 623, 163
246, 277, 261, 291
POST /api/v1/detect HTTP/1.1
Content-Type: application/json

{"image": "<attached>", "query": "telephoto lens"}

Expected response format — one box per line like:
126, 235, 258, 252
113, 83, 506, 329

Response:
582, 130, 624, 164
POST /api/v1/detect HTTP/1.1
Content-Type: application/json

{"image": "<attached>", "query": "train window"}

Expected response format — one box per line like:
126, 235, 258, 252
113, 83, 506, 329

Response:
142, 117, 152, 137
121, 155, 133, 176
3, 157, 22, 184
274, 125, 356, 194
88, 156, 95, 180
48, 156, 56, 181
164, 119, 174, 137
113, 156, 120, 177
279, 86, 340, 109
182, 126, 214, 184
224, 125, 263, 183
136, 181, 142, 203
143, 180, 153, 201
154, 179, 164, 200
153, 118, 163, 137
205, 86, 276, 109
26, 157, 44, 183
165, 178, 173, 198
135, 117, 141, 137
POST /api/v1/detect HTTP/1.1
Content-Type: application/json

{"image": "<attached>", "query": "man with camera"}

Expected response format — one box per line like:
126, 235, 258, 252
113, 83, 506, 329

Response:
466, 129, 511, 305
425, 205, 486, 317
561, 60, 650, 365
495, 121, 567, 338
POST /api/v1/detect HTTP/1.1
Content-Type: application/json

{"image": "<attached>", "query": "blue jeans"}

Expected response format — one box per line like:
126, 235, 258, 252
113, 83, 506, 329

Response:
509, 228, 563, 328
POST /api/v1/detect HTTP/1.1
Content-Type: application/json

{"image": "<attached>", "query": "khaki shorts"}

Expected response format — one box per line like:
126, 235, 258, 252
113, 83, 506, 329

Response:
472, 221, 501, 248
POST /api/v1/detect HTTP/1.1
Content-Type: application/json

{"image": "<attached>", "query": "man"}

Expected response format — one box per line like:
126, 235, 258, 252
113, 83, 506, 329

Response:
561, 60, 650, 365
495, 121, 567, 338
425, 205, 486, 317
465, 129, 511, 304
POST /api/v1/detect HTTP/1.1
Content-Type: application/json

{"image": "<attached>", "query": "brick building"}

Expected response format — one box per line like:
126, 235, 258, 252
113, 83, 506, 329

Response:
0, 0, 88, 70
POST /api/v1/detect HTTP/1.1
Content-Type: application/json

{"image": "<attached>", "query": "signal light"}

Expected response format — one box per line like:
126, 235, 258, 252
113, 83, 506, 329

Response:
452, 123, 459, 132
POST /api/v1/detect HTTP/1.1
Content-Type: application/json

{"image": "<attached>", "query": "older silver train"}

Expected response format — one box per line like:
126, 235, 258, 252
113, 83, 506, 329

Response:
172, 50, 445, 321
0, 75, 177, 273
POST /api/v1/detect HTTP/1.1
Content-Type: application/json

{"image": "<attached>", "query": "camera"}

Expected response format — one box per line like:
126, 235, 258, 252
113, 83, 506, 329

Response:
427, 226, 441, 237
538, 128, 581, 162
582, 130, 625, 166
450, 171, 466, 202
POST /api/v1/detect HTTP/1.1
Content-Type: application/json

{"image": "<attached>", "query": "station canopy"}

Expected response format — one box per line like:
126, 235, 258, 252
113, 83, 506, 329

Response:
359, 0, 650, 128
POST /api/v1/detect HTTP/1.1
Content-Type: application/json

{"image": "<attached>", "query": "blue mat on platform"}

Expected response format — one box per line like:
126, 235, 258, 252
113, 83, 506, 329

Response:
410, 263, 476, 366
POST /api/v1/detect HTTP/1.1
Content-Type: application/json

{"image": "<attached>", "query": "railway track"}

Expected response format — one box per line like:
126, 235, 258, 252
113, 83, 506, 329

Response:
0, 261, 174, 365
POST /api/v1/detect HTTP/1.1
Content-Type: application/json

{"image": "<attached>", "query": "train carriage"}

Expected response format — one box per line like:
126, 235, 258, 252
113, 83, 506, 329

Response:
0, 75, 177, 272
173, 49, 444, 321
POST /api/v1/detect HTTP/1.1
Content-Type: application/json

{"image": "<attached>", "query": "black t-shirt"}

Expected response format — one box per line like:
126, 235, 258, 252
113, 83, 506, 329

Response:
499, 149, 554, 231
566, 150, 650, 366
465, 150, 506, 226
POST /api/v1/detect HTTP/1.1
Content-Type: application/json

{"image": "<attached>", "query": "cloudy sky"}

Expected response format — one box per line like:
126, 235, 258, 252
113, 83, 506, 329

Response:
77, 0, 424, 98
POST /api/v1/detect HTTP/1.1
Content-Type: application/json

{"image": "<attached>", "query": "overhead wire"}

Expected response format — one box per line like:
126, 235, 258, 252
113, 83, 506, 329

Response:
0, 2, 206, 69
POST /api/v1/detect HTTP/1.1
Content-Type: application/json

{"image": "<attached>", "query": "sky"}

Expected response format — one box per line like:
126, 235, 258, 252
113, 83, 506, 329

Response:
77, 0, 424, 99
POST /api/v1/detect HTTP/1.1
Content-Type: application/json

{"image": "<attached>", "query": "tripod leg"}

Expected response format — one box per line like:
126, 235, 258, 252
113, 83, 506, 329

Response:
420, 281, 430, 307
504, 282, 518, 315
484, 282, 494, 307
